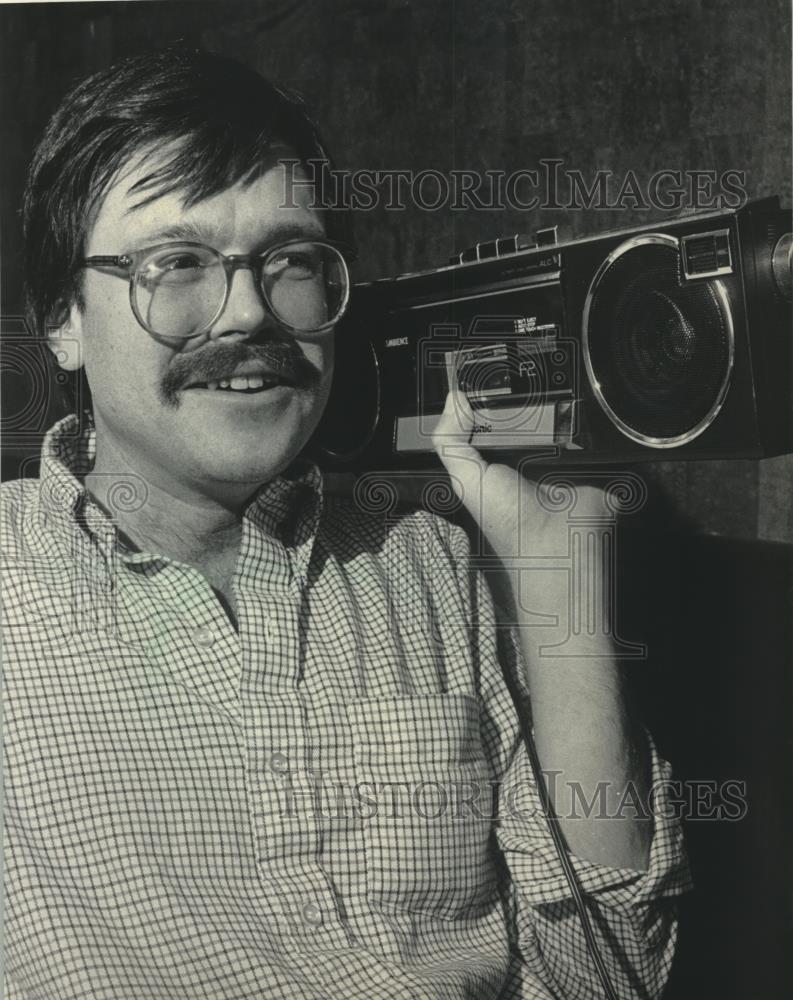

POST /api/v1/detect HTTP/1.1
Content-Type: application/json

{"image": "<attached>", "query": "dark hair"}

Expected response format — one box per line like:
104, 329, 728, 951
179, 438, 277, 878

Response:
22, 46, 351, 418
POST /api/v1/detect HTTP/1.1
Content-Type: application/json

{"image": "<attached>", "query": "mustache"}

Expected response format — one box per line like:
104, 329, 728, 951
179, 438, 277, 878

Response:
159, 340, 322, 406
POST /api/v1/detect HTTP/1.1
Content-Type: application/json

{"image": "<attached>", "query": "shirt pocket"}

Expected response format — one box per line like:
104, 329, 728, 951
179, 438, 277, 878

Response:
347, 693, 500, 921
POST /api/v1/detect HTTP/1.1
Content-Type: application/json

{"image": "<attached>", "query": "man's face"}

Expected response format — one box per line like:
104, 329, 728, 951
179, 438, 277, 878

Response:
57, 152, 335, 504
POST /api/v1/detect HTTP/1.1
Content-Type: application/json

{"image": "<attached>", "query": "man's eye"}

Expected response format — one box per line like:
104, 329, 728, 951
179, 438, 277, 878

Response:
159, 254, 203, 271
266, 249, 322, 279
145, 253, 205, 285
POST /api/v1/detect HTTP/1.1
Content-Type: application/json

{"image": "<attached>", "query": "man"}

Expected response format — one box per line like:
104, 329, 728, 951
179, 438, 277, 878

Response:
2, 48, 690, 999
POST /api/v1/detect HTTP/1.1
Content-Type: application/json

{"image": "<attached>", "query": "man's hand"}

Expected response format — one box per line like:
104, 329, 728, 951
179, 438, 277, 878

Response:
432, 388, 652, 872
431, 387, 614, 637
431, 385, 606, 558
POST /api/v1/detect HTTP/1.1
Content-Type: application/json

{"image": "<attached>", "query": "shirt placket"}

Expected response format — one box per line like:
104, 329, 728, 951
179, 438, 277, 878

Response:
130, 559, 243, 720
237, 521, 351, 948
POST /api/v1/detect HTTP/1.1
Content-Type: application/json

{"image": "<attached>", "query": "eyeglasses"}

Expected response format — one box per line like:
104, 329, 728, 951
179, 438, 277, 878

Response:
81, 238, 354, 339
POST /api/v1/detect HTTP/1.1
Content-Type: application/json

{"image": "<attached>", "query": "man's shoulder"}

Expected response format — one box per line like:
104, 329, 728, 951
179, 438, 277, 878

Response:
0, 475, 70, 573
1, 476, 42, 546
1, 476, 40, 498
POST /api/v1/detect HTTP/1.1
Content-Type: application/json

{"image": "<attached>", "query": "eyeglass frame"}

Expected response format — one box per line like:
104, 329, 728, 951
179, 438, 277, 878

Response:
80, 237, 357, 339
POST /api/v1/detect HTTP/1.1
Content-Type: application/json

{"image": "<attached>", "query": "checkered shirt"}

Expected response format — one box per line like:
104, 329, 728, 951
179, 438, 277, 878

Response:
2, 415, 691, 999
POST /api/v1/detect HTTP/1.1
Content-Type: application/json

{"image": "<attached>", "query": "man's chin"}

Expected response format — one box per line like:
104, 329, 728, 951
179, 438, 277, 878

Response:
188, 435, 312, 492
163, 395, 326, 496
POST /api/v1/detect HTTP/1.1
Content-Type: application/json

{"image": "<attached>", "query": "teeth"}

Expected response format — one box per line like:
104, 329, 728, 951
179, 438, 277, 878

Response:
199, 374, 279, 392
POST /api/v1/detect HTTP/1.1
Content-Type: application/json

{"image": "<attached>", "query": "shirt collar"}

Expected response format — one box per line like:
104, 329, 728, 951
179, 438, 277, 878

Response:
37, 414, 324, 582
37, 414, 101, 545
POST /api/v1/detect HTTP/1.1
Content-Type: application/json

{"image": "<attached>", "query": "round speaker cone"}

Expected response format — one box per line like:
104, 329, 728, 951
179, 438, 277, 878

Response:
583, 236, 733, 447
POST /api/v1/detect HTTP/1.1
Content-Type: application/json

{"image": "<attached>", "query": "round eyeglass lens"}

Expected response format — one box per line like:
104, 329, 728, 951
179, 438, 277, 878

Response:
132, 241, 348, 337
262, 242, 347, 332
133, 245, 226, 338
134, 245, 226, 337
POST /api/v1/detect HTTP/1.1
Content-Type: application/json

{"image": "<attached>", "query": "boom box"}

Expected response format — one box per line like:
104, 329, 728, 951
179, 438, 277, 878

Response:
313, 197, 792, 468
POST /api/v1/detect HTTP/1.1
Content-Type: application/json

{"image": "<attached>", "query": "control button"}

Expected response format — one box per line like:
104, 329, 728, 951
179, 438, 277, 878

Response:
477, 239, 498, 260
302, 902, 323, 926
269, 752, 289, 773
496, 235, 518, 256
192, 625, 217, 649
535, 225, 558, 247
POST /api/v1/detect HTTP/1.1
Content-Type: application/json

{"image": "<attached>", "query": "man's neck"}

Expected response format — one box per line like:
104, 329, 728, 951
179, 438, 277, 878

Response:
86, 457, 249, 629
89, 470, 244, 562
84, 437, 256, 570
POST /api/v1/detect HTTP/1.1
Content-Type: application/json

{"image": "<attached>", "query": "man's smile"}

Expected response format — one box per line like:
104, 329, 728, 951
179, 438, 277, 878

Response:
183, 381, 297, 401
159, 339, 324, 408
182, 361, 299, 394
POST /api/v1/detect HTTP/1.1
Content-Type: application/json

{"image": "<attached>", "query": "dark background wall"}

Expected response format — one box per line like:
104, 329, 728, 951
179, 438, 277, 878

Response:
2, 0, 792, 540
1, 2, 791, 998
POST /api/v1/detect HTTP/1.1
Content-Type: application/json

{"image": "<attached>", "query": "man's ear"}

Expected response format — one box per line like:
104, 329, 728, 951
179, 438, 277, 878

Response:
46, 301, 84, 372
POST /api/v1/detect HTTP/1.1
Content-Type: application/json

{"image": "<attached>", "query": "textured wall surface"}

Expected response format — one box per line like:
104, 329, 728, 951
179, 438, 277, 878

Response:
1, 0, 791, 540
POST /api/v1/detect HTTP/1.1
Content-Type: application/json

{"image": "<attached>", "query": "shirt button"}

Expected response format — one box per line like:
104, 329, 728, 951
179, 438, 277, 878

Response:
263, 619, 274, 641
302, 902, 322, 927
269, 752, 289, 773
192, 625, 217, 648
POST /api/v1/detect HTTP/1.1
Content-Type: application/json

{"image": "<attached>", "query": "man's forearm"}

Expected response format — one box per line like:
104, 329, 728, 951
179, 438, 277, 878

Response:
429, 395, 654, 871
510, 570, 653, 872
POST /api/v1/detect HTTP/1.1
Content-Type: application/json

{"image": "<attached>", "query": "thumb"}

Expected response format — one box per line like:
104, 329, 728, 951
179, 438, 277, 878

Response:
431, 389, 488, 518
433, 389, 527, 557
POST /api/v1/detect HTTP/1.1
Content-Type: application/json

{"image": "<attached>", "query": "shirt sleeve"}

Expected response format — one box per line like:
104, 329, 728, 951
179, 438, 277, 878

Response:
4, 972, 28, 999
496, 724, 692, 999
438, 515, 693, 1000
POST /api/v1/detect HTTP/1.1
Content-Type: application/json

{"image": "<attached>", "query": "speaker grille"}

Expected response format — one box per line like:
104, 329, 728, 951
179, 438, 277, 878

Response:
583, 236, 734, 447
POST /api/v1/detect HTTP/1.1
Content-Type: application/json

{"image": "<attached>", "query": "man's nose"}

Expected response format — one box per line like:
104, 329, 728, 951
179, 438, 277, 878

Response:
208, 264, 270, 339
